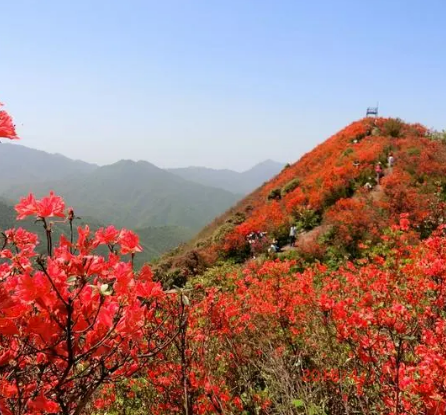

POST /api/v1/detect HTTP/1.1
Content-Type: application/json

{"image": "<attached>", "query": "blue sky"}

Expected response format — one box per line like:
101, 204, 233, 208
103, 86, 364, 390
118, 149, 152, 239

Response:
1, 0, 445, 170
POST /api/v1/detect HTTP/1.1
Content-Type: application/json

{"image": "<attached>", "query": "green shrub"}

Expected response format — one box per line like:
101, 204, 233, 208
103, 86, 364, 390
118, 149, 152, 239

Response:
226, 211, 246, 225
355, 168, 376, 188
267, 188, 282, 200
163, 268, 187, 289
407, 147, 421, 156
429, 130, 446, 142
383, 118, 404, 138
192, 262, 242, 289
271, 223, 291, 246
342, 148, 354, 157
220, 242, 251, 263
194, 236, 212, 249
323, 182, 355, 208
294, 208, 321, 232
281, 178, 300, 196
213, 222, 235, 243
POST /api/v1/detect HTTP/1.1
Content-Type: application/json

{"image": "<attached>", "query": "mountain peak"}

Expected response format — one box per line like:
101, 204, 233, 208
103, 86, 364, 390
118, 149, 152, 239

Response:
244, 159, 284, 173
254, 158, 282, 166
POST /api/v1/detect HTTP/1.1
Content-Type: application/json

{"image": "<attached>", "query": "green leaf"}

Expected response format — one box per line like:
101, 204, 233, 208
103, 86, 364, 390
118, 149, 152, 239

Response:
66, 276, 77, 284
292, 399, 304, 408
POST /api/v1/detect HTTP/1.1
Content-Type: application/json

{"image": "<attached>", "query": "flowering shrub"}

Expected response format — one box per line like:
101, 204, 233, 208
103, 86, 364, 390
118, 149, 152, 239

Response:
0, 102, 19, 140
160, 116, 446, 268
99, 220, 446, 414
4, 99, 446, 413
0, 189, 184, 415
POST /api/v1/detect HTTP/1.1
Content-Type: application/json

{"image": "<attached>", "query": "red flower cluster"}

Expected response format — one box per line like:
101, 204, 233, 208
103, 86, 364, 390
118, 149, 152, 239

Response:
144, 226, 446, 414
15, 191, 65, 220
0, 102, 19, 140
0, 191, 184, 415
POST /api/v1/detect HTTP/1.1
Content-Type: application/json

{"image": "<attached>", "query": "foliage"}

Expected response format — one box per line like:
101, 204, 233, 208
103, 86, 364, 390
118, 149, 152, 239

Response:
98, 221, 446, 415
5, 159, 240, 231
226, 211, 246, 225
407, 147, 420, 156
294, 207, 321, 232
383, 117, 404, 137
281, 178, 300, 196
6, 101, 446, 414
158, 116, 446, 274
0, 192, 185, 415
0, 201, 192, 267
429, 129, 446, 142
212, 222, 235, 243
267, 188, 282, 200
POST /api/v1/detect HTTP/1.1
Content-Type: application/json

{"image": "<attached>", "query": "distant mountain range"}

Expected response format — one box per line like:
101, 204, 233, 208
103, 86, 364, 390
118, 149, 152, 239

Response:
6, 159, 241, 230
0, 143, 283, 261
168, 159, 284, 194
0, 144, 97, 193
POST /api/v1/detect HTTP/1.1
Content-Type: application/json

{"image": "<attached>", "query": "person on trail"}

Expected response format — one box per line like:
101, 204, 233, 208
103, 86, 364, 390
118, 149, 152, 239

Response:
353, 160, 360, 169
247, 231, 267, 259
364, 179, 373, 191
269, 239, 280, 254
375, 162, 384, 185
388, 153, 395, 169
289, 224, 297, 246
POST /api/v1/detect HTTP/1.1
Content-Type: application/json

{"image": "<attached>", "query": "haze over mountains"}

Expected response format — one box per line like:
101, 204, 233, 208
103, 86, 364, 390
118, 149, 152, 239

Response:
168, 159, 283, 194
0, 143, 97, 193
0, 143, 283, 260
1, 144, 283, 197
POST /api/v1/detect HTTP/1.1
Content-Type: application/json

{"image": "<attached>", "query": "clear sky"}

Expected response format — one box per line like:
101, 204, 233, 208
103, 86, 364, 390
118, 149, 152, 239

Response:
1, 0, 445, 171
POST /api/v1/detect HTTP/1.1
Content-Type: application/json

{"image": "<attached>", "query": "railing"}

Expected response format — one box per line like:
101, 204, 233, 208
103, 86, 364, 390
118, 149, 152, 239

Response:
366, 107, 378, 117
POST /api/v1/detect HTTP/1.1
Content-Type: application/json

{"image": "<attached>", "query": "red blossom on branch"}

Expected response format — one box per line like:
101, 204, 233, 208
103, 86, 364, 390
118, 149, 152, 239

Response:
15, 191, 65, 220
118, 229, 143, 255
0, 102, 19, 140
0, 193, 183, 415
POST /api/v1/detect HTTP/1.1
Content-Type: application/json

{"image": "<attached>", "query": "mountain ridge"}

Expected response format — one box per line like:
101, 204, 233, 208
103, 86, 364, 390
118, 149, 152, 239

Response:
168, 159, 284, 194
0, 143, 97, 193
4, 158, 241, 231
1, 143, 282, 194
1, 144, 283, 263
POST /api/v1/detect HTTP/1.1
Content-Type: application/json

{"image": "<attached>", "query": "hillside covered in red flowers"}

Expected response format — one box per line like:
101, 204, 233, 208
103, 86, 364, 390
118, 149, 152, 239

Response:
156, 117, 446, 281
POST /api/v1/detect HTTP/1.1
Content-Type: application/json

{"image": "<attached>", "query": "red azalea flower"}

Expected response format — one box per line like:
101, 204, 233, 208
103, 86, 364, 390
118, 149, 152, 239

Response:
0, 103, 19, 139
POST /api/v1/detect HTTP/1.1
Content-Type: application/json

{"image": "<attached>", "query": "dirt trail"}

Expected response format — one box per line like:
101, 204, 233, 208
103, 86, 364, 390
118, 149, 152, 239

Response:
369, 167, 391, 201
